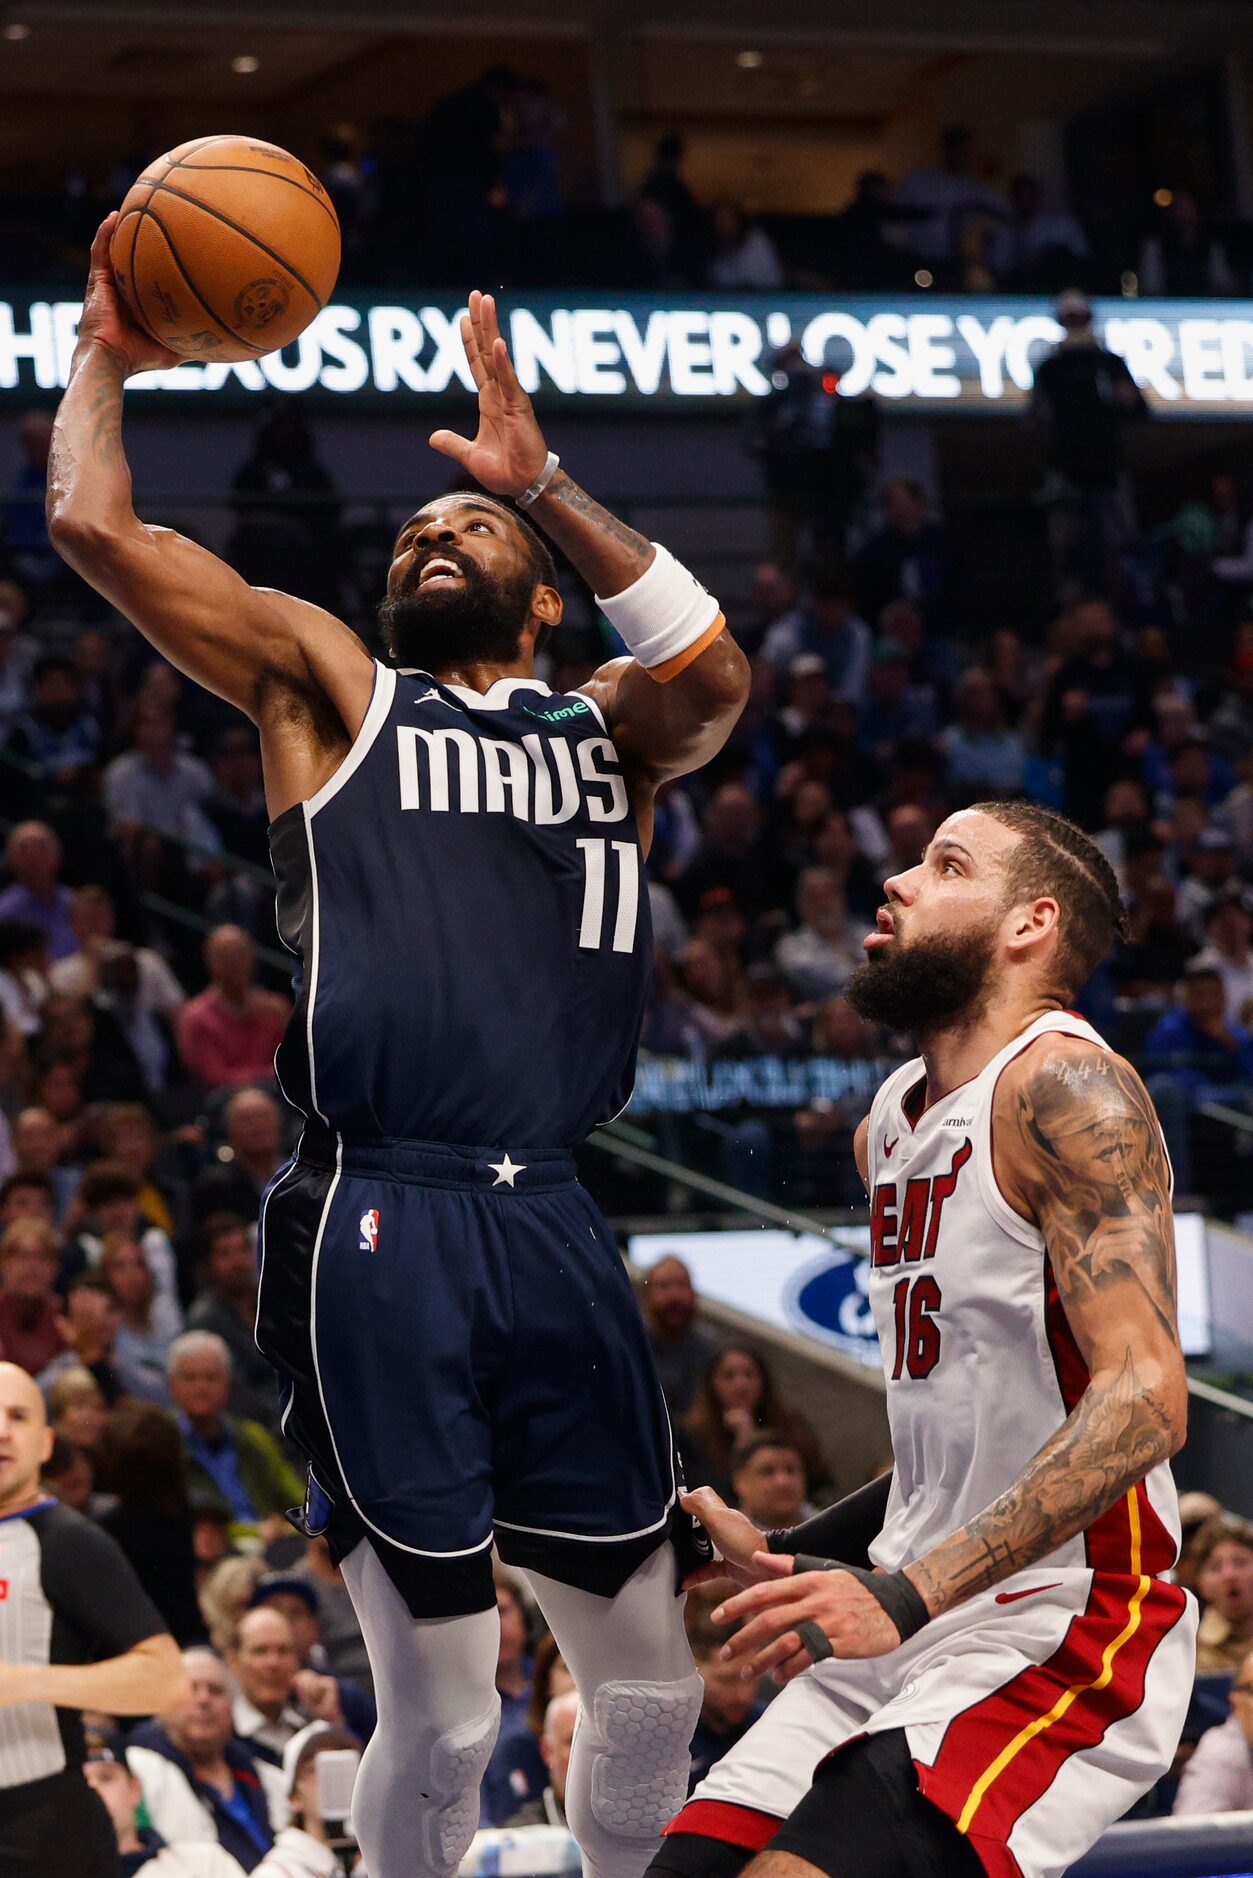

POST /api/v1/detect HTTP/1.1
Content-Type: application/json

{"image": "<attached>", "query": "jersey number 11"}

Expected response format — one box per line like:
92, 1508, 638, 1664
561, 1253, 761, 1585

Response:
577, 838, 640, 953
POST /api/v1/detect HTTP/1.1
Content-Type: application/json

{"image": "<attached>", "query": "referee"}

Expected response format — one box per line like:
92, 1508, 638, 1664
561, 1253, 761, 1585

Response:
0, 1362, 187, 1876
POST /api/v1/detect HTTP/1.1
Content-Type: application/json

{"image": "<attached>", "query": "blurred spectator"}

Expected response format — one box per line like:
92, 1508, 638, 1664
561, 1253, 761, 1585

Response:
857, 640, 940, 763
0, 579, 36, 735
167, 1331, 302, 1540
1191, 889, 1253, 1025
1193, 1514, 1253, 1675
5, 655, 101, 793
739, 563, 804, 661
1139, 190, 1238, 297
1175, 828, 1242, 943
0, 916, 46, 1037
83, 1728, 247, 1877
502, 75, 566, 233
229, 1605, 344, 1759
51, 883, 186, 1016
1143, 963, 1253, 1096
204, 729, 270, 870
638, 133, 704, 283
38, 1269, 133, 1404
1039, 599, 1154, 828
284, 1537, 372, 1695
1031, 292, 1147, 602
640, 1255, 718, 1419
0, 1215, 66, 1372
186, 1213, 277, 1430
682, 1344, 827, 1500
420, 68, 518, 281
75, 1160, 182, 1342
995, 173, 1089, 291
759, 572, 871, 706
481, 1566, 546, 1826
774, 867, 864, 998
729, 1428, 812, 1527
229, 406, 341, 615
99, 1231, 178, 1398
829, 171, 926, 290
854, 480, 957, 636
0, 820, 76, 960
45, 1363, 108, 1459
194, 1090, 287, 1222
104, 703, 223, 853
98, 1102, 185, 1243
254, 1722, 364, 1878
894, 126, 1008, 274
41, 1431, 95, 1512
176, 927, 289, 1091
97, 1398, 207, 1646
0, 1167, 56, 1227
35, 988, 149, 1105
687, 1613, 767, 1792
503, 1691, 577, 1829
200, 1555, 269, 1657
128, 1645, 282, 1869
1173, 1645, 1253, 1814
248, 1574, 374, 1743
939, 666, 1027, 796
1112, 877, 1192, 1002
706, 201, 783, 291
747, 350, 873, 574
0, 408, 55, 580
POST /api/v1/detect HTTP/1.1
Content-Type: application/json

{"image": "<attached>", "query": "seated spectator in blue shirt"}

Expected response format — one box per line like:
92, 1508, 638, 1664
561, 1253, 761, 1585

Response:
128, 1645, 281, 1870
5, 658, 101, 793
1143, 963, 1253, 1097
856, 641, 940, 764
0, 821, 77, 962
940, 667, 1027, 797
166, 1331, 303, 1544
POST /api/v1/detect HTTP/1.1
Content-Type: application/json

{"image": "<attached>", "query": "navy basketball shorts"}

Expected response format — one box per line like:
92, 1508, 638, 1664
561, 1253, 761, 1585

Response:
256, 1127, 685, 1617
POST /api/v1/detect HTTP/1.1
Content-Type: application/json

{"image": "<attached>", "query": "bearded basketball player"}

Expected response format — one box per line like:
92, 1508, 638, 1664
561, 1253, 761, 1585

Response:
48, 221, 750, 1878
653, 802, 1196, 1878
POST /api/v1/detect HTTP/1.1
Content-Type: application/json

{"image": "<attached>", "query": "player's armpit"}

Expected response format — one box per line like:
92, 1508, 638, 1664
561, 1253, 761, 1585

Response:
583, 632, 750, 786
853, 1115, 871, 1196
900, 1041, 1186, 1621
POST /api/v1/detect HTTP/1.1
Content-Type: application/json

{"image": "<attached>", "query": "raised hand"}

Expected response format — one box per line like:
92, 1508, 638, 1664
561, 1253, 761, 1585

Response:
78, 215, 181, 376
429, 291, 550, 497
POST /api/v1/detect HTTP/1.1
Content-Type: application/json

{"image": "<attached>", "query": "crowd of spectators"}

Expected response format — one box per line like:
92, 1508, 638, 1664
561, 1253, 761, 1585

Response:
9, 70, 1253, 300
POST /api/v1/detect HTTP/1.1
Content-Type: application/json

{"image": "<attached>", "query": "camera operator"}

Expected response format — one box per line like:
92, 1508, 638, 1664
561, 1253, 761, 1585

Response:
252, 1723, 362, 1878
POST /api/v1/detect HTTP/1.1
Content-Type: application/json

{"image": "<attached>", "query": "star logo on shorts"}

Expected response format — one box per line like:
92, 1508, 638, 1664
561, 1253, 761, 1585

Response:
488, 1153, 526, 1188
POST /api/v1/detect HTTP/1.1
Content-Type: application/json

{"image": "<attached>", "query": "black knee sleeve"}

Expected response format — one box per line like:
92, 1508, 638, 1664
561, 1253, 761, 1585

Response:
646, 1835, 758, 1878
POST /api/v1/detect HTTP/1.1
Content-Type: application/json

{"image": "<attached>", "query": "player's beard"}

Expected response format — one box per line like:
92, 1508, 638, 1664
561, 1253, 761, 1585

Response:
846, 917, 1001, 1034
378, 554, 536, 670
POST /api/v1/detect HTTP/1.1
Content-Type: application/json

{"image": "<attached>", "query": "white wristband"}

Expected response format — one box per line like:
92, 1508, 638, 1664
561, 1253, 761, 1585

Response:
595, 543, 722, 675
516, 451, 560, 508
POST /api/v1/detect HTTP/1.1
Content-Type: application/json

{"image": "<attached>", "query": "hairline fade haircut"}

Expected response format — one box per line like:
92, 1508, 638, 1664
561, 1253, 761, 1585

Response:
410, 493, 558, 593
971, 800, 1129, 999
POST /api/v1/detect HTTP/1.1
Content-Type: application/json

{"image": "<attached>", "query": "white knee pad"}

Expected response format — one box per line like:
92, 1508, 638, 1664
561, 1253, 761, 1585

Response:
582, 1672, 705, 1840
421, 1703, 501, 1870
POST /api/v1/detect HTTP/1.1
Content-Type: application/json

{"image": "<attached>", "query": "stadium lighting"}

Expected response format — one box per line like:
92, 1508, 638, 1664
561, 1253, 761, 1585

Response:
736, 50, 763, 69
231, 54, 260, 74
1153, 187, 1173, 207
3, 23, 30, 38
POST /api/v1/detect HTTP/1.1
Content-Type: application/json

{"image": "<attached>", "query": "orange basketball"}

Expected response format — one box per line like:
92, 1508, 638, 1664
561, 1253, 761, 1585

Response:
110, 135, 341, 364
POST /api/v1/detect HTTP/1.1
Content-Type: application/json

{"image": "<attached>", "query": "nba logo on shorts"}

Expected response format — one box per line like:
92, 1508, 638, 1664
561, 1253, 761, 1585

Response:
359, 1208, 380, 1254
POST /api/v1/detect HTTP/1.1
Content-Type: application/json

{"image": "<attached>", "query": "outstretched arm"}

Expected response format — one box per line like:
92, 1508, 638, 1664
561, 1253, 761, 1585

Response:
714, 1045, 1185, 1681
47, 218, 372, 776
430, 292, 749, 785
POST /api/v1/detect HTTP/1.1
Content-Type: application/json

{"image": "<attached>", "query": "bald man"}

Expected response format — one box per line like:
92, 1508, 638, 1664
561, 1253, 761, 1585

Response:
641, 1257, 718, 1417
0, 1362, 185, 1876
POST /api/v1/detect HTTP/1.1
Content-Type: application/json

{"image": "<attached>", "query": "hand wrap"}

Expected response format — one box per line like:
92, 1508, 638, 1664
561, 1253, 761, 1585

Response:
791, 1554, 931, 1646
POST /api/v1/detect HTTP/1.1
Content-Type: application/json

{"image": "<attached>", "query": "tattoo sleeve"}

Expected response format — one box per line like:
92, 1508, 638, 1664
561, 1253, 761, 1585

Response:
527, 468, 654, 595
904, 1046, 1184, 1618
47, 342, 134, 543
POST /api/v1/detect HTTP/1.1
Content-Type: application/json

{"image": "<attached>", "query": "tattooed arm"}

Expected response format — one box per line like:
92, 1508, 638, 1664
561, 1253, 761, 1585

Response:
47, 217, 372, 812
903, 1036, 1186, 1618
429, 290, 749, 792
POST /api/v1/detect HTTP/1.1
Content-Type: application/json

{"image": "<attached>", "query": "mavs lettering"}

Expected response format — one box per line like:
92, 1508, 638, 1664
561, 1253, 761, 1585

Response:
871, 1138, 972, 1269
397, 728, 629, 824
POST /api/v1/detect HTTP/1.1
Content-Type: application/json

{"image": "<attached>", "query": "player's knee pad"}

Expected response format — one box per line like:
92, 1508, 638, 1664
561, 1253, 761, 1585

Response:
580, 1673, 705, 1841
419, 1702, 501, 1871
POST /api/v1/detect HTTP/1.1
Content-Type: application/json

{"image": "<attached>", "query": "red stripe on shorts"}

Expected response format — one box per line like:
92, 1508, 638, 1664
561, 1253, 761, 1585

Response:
663, 1800, 783, 1851
915, 1572, 1187, 1869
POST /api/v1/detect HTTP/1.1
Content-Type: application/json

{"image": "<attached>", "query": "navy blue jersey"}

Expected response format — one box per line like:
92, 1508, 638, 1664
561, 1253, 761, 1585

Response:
269, 663, 651, 1147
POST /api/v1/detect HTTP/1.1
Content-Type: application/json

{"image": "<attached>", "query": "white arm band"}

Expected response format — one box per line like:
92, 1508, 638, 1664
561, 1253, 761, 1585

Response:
595, 544, 723, 676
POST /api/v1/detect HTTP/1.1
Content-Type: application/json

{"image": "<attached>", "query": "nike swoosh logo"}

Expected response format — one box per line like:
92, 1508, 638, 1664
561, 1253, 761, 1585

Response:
884, 1137, 899, 1159
995, 1582, 1063, 1605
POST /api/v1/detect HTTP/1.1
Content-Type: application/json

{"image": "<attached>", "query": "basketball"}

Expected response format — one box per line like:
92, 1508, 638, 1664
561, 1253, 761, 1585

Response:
109, 134, 341, 363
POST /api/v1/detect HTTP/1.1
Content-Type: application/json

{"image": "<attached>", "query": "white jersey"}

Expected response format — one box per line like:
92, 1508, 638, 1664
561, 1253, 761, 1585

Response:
865, 1009, 1181, 1582
683, 1011, 1197, 1878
